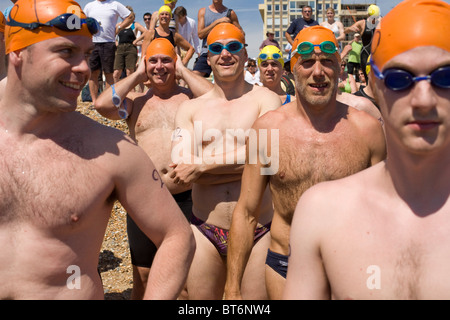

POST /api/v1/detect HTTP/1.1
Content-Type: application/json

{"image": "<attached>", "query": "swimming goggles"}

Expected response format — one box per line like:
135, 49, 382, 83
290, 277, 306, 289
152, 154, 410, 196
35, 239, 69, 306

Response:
111, 84, 129, 120
370, 60, 450, 91
296, 41, 337, 55
7, 13, 100, 35
258, 52, 282, 61
208, 41, 246, 55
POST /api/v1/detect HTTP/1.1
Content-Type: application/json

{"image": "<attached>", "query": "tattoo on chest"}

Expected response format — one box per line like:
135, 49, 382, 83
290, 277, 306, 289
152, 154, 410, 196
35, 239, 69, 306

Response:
152, 169, 164, 188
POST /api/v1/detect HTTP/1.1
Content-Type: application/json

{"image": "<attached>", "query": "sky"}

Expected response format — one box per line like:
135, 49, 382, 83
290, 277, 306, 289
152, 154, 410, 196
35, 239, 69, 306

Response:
1, 0, 449, 59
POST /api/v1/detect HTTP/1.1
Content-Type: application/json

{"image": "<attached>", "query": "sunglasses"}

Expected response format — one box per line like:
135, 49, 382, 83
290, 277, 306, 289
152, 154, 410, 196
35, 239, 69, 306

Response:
208, 41, 246, 55
371, 60, 450, 91
259, 53, 282, 61
7, 13, 100, 35
144, 18, 151, 21
296, 41, 337, 55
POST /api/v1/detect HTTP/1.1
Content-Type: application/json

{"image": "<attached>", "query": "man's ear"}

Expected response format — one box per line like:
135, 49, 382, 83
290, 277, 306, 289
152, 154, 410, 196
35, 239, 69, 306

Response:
8, 49, 25, 67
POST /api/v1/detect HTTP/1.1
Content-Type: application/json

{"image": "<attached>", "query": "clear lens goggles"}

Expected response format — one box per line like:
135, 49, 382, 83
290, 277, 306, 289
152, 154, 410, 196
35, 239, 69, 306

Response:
111, 84, 129, 120
208, 41, 246, 55
296, 41, 337, 55
7, 13, 100, 35
371, 59, 450, 91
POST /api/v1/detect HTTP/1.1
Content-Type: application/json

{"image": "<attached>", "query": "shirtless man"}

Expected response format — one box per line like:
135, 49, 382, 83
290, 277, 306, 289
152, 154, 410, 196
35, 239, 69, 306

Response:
0, 0, 194, 300
170, 23, 281, 299
257, 45, 295, 106
225, 26, 386, 300
194, 0, 243, 77
284, 0, 450, 300
95, 38, 212, 299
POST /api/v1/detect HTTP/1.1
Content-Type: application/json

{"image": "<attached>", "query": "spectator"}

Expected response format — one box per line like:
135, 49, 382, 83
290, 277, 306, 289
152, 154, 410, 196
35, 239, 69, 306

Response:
320, 7, 345, 47
174, 6, 201, 59
84, 0, 134, 104
244, 58, 261, 85
346, 33, 363, 81
113, 6, 147, 84
285, 5, 318, 45
344, 4, 381, 82
259, 31, 280, 50
141, 5, 194, 66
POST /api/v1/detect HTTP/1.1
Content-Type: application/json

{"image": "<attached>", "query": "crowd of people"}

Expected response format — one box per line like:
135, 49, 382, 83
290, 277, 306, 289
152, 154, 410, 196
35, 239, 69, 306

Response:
0, 0, 449, 301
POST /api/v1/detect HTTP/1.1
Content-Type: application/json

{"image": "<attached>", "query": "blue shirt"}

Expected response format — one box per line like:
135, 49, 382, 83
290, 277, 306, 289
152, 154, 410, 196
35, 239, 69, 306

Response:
286, 18, 319, 39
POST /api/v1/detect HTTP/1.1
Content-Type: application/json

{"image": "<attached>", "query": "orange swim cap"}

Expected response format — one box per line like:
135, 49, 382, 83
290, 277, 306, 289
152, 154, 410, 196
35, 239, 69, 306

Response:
0, 12, 5, 33
5, 0, 92, 54
290, 25, 340, 72
207, 23, 245, 46
371, 0, 450, 70
145, 38, 177, 62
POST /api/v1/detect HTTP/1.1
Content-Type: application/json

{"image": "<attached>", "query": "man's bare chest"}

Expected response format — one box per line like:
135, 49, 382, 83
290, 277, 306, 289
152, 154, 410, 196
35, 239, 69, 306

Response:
271, 129, 370, 189
0, 139, 113, 226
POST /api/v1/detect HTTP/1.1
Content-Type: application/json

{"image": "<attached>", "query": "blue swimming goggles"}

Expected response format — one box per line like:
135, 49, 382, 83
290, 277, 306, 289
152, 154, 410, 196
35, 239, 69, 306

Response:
208, 41, 246, 55
258, 52, 282, 61
7, 13, 100, 35
111, 84, 129, 120
370, 58, 450, 91
296, 41, 338, 55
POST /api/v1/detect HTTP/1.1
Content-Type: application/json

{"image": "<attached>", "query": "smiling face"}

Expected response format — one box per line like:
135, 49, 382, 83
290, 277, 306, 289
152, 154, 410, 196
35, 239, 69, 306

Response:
207, 38, 248, 81
146, 54, 176, 86
371, 46, 450, 155
20, 35, 93, 112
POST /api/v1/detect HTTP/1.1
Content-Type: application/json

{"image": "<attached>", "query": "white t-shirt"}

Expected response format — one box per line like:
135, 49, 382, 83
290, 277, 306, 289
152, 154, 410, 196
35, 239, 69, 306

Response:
245, 70, 262, 86
177, 16, 201, 54
84, 0, 131, 43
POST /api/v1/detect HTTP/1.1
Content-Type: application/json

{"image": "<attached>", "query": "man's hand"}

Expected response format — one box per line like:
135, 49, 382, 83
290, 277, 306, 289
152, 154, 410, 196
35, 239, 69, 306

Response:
169, 161, 204, 185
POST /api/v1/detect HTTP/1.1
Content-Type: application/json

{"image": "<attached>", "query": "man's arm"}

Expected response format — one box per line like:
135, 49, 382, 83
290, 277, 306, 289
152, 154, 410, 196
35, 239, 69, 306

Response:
94, 57, 147, 119
283, 186, 331, 299
115, 138, 195, 299
197, 8, 231, 39
344, 19, 364, 34
116, 11, 134, 34
224, 120, 271, 299
174, 33, 195, 66
169, 102, 246, 185
175, 57, 213, 96
285, 20, 297, 45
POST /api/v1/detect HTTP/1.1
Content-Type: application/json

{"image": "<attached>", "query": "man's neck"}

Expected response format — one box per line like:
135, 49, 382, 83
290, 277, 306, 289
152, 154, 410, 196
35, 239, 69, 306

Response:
213, 75, 249, 100
385, 145, 450, 214
210, 3, 227, 13
150, 80, 180, 98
